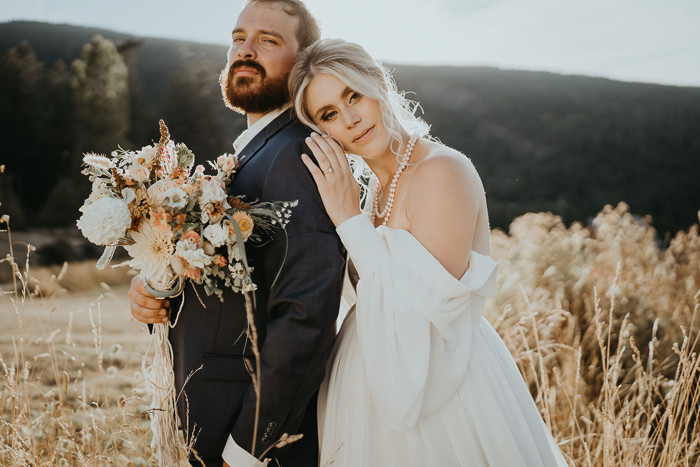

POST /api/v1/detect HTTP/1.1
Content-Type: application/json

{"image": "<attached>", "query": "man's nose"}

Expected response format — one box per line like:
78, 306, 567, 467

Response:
237, 39, 256, 60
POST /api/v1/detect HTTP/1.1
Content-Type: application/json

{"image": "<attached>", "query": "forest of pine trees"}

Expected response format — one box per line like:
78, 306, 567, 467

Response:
0, 34, 233, 230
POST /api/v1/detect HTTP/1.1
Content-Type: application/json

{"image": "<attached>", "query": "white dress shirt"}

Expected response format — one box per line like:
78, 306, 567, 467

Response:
221, 103, 292, 467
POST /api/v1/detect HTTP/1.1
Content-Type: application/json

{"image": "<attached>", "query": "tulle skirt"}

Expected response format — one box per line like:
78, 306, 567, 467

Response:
317, 309, 568, 467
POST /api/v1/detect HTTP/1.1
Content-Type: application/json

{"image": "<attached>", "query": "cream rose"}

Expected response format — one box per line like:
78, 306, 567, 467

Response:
129, 164, 150, 182
203, 222, 228, 248
198, 178, 227, 205
148, 179, 176, 206
217, 154, 238, 173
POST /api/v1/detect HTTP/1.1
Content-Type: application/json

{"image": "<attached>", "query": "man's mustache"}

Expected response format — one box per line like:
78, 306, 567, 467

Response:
229, 59, 267, 79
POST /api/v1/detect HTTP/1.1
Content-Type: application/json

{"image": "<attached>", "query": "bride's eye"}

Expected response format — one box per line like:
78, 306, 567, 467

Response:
321, 110, 338, 122
349, 92, 362, 103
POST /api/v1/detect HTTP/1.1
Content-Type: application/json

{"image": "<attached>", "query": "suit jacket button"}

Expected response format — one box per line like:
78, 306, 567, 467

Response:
269, 421, 277, 428
261, 436, 269, 445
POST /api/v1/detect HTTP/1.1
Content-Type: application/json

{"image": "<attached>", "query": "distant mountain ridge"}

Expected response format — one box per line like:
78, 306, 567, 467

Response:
0, 21, 230, 102
1, 20, 699, 234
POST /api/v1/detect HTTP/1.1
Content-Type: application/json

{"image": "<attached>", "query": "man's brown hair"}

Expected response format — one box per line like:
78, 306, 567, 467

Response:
245, 0, 321, 50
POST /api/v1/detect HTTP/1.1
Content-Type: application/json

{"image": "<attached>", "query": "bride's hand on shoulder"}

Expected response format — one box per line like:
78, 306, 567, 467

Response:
301, 132, 362, 227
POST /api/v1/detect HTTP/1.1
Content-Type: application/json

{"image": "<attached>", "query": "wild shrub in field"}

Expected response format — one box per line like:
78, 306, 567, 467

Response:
486, 202, 700, 465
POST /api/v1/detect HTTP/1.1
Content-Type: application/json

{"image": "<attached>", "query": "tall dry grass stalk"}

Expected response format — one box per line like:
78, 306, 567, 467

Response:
486, 202, 700, 466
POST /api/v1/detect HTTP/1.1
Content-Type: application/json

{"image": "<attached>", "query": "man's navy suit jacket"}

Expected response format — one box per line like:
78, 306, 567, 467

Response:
169, 109, 345, 467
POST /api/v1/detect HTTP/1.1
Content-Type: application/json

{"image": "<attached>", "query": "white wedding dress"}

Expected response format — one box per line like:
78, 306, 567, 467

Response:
317, 214, 568, 466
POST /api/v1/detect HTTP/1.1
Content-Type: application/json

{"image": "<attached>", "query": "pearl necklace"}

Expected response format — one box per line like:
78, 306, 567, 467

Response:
372, 134, 418, 226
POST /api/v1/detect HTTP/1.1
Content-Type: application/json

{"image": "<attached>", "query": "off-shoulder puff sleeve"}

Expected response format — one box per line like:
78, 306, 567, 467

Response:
336, 214, 498, 432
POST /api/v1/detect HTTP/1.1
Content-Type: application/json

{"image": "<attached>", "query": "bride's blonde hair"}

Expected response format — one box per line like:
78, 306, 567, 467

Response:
288, 38, 430, 157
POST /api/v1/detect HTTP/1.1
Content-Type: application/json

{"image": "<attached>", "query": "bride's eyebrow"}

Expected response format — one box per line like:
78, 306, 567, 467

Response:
313, 86, 353, 120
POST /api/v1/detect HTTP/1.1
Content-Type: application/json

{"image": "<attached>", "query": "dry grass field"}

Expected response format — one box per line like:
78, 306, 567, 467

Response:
0, 282, 153, 465
1, 202, 699, 466
0, 229, 153, 465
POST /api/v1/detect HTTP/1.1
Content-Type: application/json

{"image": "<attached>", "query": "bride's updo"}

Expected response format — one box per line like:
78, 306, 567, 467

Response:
288, 38, 430, 156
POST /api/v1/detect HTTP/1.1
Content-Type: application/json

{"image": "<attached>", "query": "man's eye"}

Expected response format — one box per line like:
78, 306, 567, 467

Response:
322, 111, 338, 122
233, 37, 244, 43
263, 39, 277, 44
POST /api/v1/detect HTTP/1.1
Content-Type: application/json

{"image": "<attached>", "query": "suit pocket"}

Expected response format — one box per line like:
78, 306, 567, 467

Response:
202, 353, 256, 382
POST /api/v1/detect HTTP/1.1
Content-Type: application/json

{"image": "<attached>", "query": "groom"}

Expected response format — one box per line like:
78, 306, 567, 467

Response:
128, 1, 345, 466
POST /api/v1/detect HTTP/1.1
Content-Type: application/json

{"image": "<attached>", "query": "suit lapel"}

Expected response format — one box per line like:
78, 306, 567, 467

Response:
235, 108, 297, 173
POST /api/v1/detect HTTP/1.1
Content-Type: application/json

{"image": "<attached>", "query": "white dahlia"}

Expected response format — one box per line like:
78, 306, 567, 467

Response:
77, 197, 131, 245
124, 221, 175, 288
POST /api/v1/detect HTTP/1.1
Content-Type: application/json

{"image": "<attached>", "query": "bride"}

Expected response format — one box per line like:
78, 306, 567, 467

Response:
289, 39, 568, 467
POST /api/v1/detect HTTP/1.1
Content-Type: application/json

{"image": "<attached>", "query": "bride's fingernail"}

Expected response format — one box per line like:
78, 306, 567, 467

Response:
301, 154, 308, 159
310, 132, 318, 137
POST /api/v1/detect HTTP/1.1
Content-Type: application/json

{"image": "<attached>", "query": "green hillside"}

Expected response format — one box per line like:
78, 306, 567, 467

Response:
1, 20, 699, 236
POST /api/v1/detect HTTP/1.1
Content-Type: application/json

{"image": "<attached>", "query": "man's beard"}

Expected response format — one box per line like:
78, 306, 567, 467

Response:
220, 59, 290, 115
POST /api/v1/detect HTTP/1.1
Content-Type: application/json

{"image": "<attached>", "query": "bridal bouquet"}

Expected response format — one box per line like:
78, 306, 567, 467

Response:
77, 121, 296, 465
78, 120, 295, 298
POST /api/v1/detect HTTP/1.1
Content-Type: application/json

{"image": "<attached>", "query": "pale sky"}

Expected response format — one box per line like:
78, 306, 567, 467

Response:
2, 0, 699, 87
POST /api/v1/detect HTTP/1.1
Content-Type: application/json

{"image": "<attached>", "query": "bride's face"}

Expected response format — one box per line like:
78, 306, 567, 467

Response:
305, 73, 390, 160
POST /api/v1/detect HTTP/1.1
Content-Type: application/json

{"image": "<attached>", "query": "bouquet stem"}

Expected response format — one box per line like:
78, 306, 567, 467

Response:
146, 322, 186, 465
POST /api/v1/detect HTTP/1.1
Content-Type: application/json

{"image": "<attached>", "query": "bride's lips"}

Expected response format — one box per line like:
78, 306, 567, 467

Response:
353, 125, 375, 143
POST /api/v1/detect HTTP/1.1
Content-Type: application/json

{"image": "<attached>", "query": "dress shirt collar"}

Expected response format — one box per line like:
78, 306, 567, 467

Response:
232, 103, 293, 155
